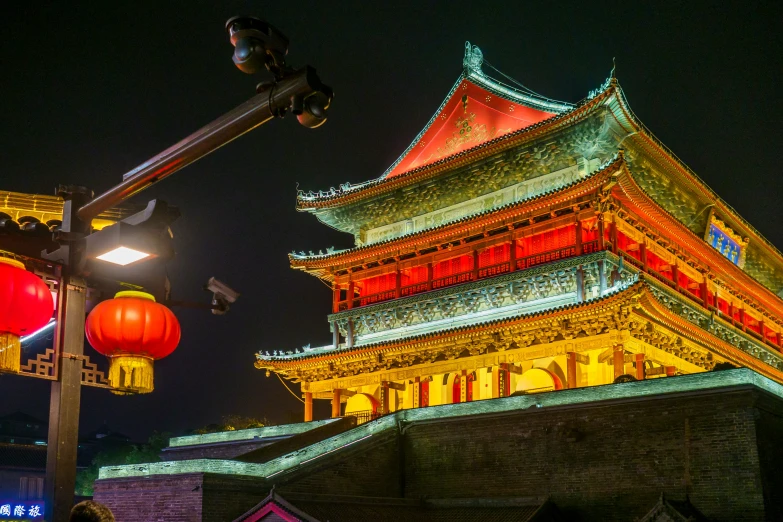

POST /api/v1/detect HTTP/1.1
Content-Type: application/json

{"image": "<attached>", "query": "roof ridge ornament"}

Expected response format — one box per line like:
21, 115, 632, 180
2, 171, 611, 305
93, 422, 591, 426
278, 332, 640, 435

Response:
587, 58, 618, 100
463, 41, 484, 76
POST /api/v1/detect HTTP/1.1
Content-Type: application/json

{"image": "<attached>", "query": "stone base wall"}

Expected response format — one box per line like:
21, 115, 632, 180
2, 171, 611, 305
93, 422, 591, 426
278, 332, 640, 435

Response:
402, 388, 767, 521
95, 385, 783, 522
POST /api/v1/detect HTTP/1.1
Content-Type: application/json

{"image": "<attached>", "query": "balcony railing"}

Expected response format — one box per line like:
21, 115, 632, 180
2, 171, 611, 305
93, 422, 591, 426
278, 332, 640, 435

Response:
477, 261, 511, 279
432, 270, 475, 290
343, 410, 383, 425
516, 245, 577, 270
581, 239, 600, 254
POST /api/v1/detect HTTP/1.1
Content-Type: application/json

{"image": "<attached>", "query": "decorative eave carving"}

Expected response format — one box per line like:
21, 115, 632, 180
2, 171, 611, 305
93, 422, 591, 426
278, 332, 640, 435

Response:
290, 154, 624, 276
256, 280, 783, 385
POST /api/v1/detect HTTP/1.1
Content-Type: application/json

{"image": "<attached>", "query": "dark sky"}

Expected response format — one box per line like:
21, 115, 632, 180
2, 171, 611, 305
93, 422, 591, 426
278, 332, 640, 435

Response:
1, 1, 780, 441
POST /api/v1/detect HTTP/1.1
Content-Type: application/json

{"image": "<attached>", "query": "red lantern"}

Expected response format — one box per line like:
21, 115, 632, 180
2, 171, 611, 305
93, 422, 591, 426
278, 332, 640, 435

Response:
85, 290, 180, 394
0, 258, 54, 372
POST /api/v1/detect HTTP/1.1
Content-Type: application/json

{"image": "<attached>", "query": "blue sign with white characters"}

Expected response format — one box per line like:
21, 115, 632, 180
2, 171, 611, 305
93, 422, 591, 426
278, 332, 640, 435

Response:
707, 223, 741, 265
0, 500, 44, 520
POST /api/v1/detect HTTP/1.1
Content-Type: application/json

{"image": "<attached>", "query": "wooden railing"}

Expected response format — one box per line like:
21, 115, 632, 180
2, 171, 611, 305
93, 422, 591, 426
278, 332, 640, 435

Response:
401, 282, 428, 297
432, 270, 474, 290
581, 239, 600, 254
333, 243, 782, 355
477, 261, 511, 279
516, 245, 577, 270
336, 241, 606, 311
623, 254, 644, 270
357, 289, 396, 308
646, 267, 676, 289
344, 410, 383, 425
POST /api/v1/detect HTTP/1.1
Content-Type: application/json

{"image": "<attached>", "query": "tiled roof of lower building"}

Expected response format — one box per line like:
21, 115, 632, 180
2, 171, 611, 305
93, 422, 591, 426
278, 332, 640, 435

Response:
235, 491, 558, 522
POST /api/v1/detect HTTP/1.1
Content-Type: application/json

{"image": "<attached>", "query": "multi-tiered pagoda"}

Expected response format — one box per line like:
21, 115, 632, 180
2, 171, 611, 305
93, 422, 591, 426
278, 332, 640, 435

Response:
256, 43, 783, 423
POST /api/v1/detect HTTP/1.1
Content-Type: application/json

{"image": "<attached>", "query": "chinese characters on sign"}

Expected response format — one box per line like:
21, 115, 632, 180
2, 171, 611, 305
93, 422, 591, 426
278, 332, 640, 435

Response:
0, 501, 44, 520
705, 213, 748, 268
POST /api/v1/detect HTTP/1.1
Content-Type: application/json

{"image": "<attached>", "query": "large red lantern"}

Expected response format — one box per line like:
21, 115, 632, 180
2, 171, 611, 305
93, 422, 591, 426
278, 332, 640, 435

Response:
85, 290, 180, 394
0, 257, 54, 373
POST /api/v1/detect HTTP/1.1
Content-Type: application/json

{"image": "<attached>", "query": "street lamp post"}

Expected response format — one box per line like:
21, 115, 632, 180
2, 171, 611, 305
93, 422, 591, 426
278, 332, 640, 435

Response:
0, 16, 334, 521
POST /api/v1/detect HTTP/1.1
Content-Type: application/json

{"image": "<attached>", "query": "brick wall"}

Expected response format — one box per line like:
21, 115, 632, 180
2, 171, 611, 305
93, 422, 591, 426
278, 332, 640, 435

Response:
162, 441, 275, 461
753, 392, 783, 521
402, 388, 767, 521
94, 474, 204, 522
201, 474, 268, 522
94, 473, 269, 522
94, 385, 782, 522
277, 432, 401, 497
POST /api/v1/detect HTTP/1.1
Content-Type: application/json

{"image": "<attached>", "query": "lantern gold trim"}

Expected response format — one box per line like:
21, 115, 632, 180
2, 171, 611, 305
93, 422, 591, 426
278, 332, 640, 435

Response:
0, 332, 21, 373
107, 355, 155, 395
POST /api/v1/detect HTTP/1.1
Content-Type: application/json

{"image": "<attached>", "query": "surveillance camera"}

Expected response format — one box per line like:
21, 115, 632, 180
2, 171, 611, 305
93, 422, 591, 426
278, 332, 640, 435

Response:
226, 16, 289, 76
294, 90, 332, 129
206, 277, 239, 303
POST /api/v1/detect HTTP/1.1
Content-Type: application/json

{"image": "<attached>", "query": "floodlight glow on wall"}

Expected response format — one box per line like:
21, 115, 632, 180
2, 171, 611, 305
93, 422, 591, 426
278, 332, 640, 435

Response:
95, 246, 151, 266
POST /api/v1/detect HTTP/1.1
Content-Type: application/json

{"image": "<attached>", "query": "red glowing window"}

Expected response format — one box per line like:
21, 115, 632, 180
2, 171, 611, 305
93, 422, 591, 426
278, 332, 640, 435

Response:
478, 244, 510, 268
433, 254, 473, 279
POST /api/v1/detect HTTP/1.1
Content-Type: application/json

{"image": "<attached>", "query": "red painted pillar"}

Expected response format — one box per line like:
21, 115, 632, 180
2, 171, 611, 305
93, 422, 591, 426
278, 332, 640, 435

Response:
613, 345, 625, 381
395, 265, 401, 298
566, 352, 577, 389
426, 262, 433, 291
331, 389, 341, 418
575, 220, 583, 255
597, 218, 606, 251
665, 366, 676, 377
509, 238, 517, 271
347, 280, 355, 309
498, 363, 510, 397
460, 370, 468, 403
739, 308, 747, 332
640, 243, 648, 272
413, 377, 421, 408
699, 282, 709, 307
304, 392, 313, 422
635, 353, 645, 380
671, 264, 680, 290
332, 282, 341, 313
472, 249, 480, 280
381, 381, 390, 414
609, 222, 618, 254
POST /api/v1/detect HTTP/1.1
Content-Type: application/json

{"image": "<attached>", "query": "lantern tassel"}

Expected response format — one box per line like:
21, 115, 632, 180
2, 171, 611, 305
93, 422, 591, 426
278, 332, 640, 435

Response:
107, 355, 154, 395
0, 333, 21, 373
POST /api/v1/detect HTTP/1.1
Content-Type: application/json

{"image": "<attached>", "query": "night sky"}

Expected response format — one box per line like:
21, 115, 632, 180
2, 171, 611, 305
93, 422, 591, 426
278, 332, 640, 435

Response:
1, 1, 780, 441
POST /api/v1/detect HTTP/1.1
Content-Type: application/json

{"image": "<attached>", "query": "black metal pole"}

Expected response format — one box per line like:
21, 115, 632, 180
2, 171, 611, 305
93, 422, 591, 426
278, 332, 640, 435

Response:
45, 186, 92, 522
77, 67, 323, 222
44, 59, 328, 521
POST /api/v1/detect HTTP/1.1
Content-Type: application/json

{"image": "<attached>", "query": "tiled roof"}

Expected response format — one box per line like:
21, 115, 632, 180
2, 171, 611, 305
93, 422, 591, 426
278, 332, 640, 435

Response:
0, 443, 47, 469
295, 92, 600, 209
289, 153, 623, 265
234, 490, 557, 522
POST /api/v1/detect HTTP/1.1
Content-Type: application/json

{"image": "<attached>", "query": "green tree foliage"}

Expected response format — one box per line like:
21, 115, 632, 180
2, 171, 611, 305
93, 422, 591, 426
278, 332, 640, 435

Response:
74, 432, 171, 497
190, 415, 269, 434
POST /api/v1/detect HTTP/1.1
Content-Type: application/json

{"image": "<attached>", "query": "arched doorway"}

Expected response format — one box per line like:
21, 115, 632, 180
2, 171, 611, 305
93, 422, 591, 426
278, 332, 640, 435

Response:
344, 393, 380, 424
514, 368, 563, 394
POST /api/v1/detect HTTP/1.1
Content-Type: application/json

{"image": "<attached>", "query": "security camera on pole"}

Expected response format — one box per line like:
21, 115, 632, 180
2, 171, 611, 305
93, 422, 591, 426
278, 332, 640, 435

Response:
0, 16, 332, 522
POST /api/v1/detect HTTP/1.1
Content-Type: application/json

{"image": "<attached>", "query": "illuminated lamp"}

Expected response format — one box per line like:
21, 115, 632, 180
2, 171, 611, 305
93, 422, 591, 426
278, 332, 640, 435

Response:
85, 222, 156, 266
0, 258, 54, 372
85, 291, 180, 394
